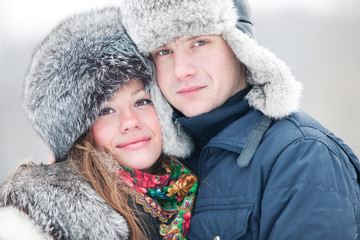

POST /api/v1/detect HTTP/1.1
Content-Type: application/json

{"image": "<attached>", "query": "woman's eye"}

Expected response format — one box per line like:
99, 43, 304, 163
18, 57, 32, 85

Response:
99, 108, 114, 116
193, 40, 206, 47
135, 99, 152, 107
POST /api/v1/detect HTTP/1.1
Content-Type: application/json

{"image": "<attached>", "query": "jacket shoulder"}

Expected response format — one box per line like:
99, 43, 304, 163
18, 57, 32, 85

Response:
0, 206, 51, 240
0, 161, 129, 239
262, 110, 359, 186
272, 110, 356, 158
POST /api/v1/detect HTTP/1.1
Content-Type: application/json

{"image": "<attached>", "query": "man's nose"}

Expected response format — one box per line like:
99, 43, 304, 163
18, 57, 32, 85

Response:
173, 50, 197, 80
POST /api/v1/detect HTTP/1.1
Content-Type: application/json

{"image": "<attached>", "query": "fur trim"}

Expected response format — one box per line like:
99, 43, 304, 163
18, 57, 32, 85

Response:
224, 30, 303, 119
0, 206, 50, 240
0, 162, 129, 239
150, 81, 193, 157
120, 0, 303, 119
23, 7, 192, 161
120, 0, 254, 55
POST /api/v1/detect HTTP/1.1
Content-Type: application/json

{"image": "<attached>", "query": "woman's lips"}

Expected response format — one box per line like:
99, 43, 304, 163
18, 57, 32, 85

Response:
117, 137, 151, 150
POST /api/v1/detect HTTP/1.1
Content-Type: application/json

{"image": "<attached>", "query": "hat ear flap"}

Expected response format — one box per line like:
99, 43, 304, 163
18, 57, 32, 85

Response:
149, 81, 194, 158
223, 29, 303, 119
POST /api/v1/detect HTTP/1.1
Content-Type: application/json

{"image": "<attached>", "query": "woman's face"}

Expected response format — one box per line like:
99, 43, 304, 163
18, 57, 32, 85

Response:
91, 79, 162, 172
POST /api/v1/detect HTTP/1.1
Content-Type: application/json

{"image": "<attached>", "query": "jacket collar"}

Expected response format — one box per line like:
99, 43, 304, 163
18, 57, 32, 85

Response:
174, 87, 253, 150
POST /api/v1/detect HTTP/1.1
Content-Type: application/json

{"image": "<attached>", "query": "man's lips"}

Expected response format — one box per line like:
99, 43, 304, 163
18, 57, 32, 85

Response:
178, 86, 205, 95
117, 137, 151, 150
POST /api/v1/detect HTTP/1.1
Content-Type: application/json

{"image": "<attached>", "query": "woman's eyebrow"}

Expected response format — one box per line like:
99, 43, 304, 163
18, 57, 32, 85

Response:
131, 88, 147, 97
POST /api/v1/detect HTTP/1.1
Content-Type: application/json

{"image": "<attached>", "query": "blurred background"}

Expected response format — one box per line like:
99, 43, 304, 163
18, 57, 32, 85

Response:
1, 0, 359, 183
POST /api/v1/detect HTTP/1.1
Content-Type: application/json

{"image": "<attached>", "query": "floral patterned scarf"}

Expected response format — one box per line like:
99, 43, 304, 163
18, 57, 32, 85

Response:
117, 160, 198, 239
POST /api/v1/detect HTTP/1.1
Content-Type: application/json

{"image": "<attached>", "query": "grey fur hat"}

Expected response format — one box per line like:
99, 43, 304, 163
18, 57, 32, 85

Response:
120, 0, 303, 119
23, 7, 193, 162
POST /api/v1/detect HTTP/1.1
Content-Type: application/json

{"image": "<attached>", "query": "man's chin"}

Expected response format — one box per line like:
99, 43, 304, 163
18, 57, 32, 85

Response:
179, 106, 213, 118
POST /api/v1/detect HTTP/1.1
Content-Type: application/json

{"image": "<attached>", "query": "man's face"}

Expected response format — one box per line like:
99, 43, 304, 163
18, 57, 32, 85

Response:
151, 35, 247, 117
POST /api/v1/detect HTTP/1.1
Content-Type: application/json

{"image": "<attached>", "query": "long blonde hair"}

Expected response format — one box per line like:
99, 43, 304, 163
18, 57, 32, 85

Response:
68, 132, 149, 240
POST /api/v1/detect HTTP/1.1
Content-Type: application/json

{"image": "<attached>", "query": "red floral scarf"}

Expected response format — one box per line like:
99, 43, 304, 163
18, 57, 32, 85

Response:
117, 160, 198, 239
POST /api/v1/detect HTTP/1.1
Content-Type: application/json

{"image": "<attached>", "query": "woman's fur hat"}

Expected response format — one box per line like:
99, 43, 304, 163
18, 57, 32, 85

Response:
120, 0, 303, 119
23, 7, 193, 162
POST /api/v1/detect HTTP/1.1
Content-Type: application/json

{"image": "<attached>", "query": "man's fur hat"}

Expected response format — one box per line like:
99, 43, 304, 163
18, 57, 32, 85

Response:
120, 0, 303, 119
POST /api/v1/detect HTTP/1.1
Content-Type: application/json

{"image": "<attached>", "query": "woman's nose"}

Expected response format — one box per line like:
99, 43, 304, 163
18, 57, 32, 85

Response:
120, 110, 141, 133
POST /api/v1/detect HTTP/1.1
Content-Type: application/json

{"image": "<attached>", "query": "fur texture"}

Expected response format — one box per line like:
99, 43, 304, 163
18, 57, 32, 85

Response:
23, 7, 193, 162
0, 206, 51, 240
0, 161, 129, 239
150, 81, 194, 156
120, 0, 303, 119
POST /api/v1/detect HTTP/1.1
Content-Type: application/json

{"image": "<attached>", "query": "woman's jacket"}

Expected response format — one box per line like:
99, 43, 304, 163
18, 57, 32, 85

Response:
0, 161, 129, 239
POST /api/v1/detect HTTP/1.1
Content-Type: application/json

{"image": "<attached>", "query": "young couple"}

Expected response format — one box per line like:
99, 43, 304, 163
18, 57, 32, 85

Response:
1, 1, 360, 239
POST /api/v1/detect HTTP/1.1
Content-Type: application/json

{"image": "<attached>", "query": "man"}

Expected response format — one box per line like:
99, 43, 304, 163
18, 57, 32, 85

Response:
120, 0, 360, 239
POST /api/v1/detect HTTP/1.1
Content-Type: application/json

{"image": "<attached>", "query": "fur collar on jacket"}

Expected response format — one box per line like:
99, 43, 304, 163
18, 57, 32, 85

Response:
0, 161, 129, 239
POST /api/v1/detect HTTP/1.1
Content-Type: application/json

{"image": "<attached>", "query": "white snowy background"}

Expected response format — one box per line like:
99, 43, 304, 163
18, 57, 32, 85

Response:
1, 0, 359, 183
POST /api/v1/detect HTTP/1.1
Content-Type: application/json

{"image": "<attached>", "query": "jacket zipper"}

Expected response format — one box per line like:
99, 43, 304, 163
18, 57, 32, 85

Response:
174, 118, 182, 136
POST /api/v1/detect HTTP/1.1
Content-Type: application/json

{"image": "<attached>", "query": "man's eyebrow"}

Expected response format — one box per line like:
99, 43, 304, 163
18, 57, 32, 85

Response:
189, 35, 213, 40
152, 45, 166, 53
188, 35, 200, 41
152, 35, 210, 53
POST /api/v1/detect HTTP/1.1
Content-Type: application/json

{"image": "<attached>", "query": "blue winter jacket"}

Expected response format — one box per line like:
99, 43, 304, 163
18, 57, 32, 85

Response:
176, 90, 360, 240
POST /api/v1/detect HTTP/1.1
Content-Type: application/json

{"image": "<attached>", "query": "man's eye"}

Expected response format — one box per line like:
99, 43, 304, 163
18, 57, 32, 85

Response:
99, 108, 114, 116
157, 49, 171, 56
193, 40, 206, 47
135, 99, 152, 107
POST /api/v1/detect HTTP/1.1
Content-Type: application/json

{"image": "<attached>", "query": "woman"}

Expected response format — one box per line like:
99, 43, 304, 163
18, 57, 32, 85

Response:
0, 7, 196, 240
